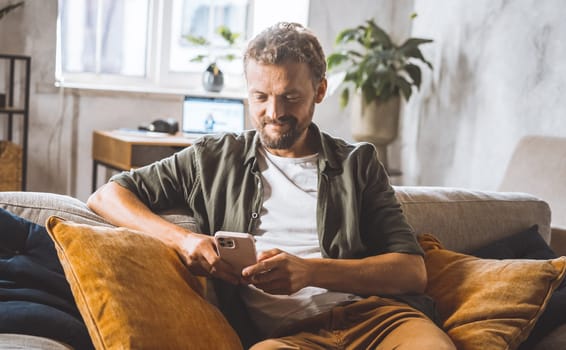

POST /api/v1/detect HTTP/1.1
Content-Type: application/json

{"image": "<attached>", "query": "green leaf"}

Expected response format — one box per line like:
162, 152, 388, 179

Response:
346, 50, 363, 58
184, 34, 210, 46
327, 52, 349, 70
335, 28, 361, 45
399, 38, 433, 53
396, 76, 413, 101
190, 55, 207, 63
344, 69, 361, 84
340, 88, 350, 108
216, 25, 239, 45
373, 77, 387, 97
404, 46, 433, 69
361, 80, 376, 104
366, 18, 392, 48
373, 80, 393, 102
404, 64, 422, 87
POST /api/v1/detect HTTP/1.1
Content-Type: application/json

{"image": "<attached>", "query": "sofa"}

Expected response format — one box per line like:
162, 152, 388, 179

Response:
0, 187, 565, 350
498, 135, 566, 256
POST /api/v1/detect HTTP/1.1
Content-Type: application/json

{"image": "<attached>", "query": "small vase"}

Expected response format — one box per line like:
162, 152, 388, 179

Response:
202, 63, 224, 92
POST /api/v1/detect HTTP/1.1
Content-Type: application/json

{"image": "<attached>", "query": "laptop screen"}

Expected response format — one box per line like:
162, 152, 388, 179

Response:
182, 96, 245, 135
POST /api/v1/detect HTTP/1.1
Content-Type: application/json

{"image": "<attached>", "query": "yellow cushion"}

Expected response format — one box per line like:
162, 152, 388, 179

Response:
45, 216, 242, 350
418, 234, 566, 350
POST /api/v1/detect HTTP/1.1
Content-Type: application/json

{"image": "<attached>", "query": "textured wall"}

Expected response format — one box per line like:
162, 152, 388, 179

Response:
402, 0, 566, 189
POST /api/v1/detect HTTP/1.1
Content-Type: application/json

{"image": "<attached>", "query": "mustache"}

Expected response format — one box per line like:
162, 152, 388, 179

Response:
262, 115, 297, 125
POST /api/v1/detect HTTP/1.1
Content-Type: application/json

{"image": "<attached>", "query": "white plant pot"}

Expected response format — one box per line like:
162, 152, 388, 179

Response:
350, 94, 401, 168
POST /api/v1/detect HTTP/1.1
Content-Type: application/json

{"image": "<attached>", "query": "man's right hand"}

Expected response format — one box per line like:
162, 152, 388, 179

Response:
88, 182, 241, 285
178, 232, 242, 285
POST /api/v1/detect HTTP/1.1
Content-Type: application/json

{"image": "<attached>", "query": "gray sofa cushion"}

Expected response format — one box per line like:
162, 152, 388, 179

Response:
0, 334, 73, 350
395, 186, 551, 252
0, 192, 107, 227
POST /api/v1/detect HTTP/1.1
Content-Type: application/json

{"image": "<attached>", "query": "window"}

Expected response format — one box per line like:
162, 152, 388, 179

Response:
167, 0, 248, 75
58, 0, 150, 77
56, 0, 310, 92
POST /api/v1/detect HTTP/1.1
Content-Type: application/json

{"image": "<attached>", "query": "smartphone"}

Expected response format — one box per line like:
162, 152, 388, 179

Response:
214, 231, 257, 272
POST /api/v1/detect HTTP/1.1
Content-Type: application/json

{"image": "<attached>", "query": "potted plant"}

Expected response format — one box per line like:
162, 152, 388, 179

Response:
184, 26, 241, 92
327, 17, 433, 169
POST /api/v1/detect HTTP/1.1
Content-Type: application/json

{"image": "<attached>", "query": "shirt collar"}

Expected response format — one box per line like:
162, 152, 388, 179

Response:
243, 123, 342, 174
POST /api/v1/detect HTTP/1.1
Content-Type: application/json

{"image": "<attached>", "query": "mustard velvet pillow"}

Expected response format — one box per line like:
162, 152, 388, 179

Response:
418, 234, 566, 350
45, 216, 242, 350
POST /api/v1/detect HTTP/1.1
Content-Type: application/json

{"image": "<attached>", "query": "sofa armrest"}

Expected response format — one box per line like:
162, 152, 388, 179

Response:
395, 186, 551, 253
0, 191, 199, 232
0, 191, 108, 226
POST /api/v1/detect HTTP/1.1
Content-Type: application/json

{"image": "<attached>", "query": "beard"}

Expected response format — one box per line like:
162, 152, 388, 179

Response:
258, 116, 304, 149
257, 102, 315, 150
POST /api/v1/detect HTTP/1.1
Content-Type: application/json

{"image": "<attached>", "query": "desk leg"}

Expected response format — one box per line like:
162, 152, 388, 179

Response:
92, 160, 98, 193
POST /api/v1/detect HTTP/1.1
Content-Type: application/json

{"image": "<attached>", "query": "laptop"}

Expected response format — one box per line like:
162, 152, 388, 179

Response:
182, 96, 246, 140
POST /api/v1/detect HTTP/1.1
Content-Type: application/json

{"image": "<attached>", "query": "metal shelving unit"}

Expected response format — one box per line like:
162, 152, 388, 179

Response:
0, 54, 31, 191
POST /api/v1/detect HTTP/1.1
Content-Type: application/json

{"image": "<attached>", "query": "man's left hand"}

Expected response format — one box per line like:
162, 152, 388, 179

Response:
242, 249, 312, 295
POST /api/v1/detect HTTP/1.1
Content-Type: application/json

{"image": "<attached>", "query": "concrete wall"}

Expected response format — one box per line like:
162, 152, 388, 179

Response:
402, 0, 566, 189
2, 0, 564, 200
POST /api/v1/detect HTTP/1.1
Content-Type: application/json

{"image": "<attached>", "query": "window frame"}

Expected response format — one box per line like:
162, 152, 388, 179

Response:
56, 0, 310, 95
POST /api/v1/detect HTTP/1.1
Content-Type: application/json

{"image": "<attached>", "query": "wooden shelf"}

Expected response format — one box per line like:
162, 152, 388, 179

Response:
0, 107, 26, 114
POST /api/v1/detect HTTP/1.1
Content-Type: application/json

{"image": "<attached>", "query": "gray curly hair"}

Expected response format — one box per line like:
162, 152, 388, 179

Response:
244, 22, 326, 87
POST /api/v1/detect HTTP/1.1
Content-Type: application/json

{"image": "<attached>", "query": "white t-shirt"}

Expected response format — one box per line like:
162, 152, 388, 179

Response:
240, 147, 360, 337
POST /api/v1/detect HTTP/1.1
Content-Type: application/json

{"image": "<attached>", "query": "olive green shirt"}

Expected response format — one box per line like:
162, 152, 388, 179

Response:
111, 123, 426, 347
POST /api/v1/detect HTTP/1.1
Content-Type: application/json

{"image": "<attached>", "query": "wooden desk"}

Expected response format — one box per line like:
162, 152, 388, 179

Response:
92, 130, 193, 192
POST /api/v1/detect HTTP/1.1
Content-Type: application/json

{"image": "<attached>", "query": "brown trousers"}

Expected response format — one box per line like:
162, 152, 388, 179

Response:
250, 296, 455, 350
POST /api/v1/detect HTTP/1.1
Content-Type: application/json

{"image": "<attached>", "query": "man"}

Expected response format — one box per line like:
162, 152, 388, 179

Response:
88, 22, 455, 349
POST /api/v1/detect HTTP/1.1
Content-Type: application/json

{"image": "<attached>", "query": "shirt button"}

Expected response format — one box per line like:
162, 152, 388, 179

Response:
251, 212, 259, 219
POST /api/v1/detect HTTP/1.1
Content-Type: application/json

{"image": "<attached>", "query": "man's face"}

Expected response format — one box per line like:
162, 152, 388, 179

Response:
245, 60, 326, 152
